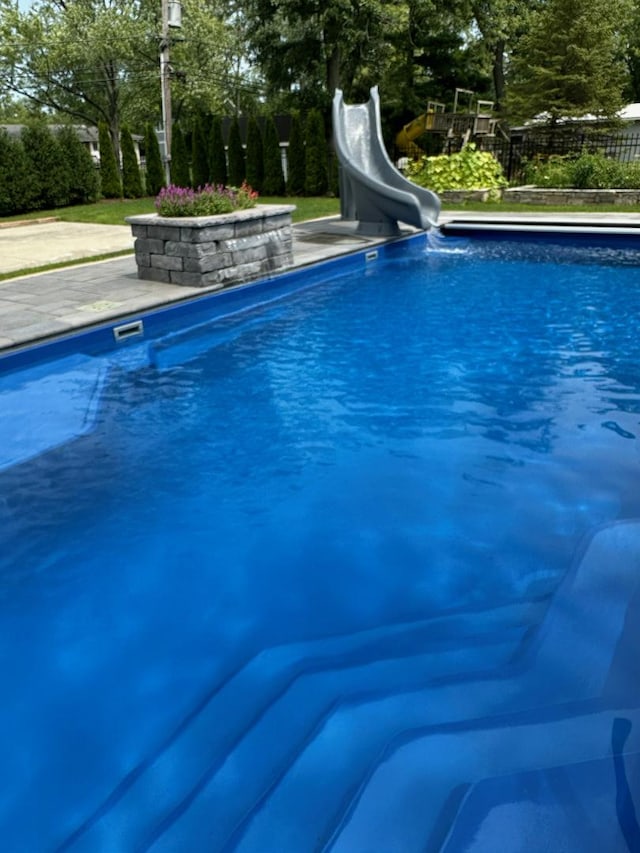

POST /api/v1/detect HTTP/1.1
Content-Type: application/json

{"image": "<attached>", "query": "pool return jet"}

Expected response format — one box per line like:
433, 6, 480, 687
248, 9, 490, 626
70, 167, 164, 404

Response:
332, 86, 440, 237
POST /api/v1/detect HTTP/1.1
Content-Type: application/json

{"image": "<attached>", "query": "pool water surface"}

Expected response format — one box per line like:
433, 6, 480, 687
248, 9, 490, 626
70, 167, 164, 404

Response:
1, 232, 640, 851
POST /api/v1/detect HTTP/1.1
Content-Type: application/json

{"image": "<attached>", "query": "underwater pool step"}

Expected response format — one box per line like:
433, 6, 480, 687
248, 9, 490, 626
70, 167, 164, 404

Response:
147, 636, 523, 853
60, 601, 541, 853
225, 522, 640, 853
329, 709, 640, 853
0, 353, 108, 471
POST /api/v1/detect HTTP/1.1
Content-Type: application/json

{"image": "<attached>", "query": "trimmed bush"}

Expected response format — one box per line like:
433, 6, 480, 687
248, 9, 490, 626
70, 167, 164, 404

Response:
22, 124, 72, 209
0, 130, 39, 215
191, 115, 210, 188
286, 111, 305, 196
144, 124, 165, 196
57, 126, 99, 205
245, 116, 264, 193
262, 116, 284, 195
407, 144, 506, 194
227, 117, 245, 187
170, 124, 191, 187
304, 109, 328, 196
209, 116, 228, 186
121, 126, 144, 198
98, 122, 122, 198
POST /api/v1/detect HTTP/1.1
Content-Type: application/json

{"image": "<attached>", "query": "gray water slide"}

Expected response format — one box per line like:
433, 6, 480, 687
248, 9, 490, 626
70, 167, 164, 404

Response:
332, 86, 440, 236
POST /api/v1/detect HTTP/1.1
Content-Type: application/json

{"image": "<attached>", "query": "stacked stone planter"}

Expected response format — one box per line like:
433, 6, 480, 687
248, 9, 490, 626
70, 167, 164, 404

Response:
126, 204, 295, 288
503, 187, 640, 206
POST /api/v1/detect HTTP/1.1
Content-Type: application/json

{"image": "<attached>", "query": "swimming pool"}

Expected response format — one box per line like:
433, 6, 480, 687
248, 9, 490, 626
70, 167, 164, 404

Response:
1, 230, 640, 852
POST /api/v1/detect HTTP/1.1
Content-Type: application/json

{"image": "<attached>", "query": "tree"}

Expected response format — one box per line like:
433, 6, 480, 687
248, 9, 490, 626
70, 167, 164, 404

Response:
57, 125, 99, 205
245, 116, 263, 192
261, 116, 284, 195
121, 126, 143, 198
98, 121, 121, 198
170, 124, 191, 187
144, 124, 165, 196
227, 116, 245, 186
242, 0, 393, 108
191, 114, 210, 188
0, 129, 38, 214
506, 0, 633, 123
22, 123, 71, 208
209, 115, 227, 186
304, 109, 328, 196
286, 111, 305, 196
0, 0, 247, 163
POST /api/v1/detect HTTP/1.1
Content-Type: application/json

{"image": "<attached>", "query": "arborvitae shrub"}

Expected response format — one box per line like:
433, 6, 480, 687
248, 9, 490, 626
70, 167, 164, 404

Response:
227, 117, 245, 187
144, 124, 165, 195
120, 126, 144, 198
261, 116, 284, 195
0, 130, 39, 215
286, 111, 305, 196
21, 124, 72, 209
57, 126, 99, 205
98, 122, 122, 198
245, 116, 264, 192
170, 124, 191, 187
209, 116, 227, 186
304, 109, 328, 196
191, 115, 210, 188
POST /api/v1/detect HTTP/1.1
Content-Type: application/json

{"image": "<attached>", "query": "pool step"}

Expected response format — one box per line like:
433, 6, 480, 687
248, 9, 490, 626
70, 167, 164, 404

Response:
218, 522, 640, 852
329, 710, 640, 853
59, 601, 542, 852
0, 353, 108, 471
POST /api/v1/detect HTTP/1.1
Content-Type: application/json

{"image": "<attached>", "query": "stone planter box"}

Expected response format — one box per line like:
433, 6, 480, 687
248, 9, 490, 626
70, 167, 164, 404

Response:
503, 187, 640, 206
439, 189, 502, 203
126, 204, 296, 288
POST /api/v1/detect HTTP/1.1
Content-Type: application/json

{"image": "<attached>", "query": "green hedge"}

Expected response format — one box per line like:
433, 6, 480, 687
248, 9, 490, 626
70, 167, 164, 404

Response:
0, 124, 100, 216
523, 149, 640, 189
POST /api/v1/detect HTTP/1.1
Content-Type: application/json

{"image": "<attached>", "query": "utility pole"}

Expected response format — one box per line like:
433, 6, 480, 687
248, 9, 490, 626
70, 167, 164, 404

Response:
160, 0, 181, 185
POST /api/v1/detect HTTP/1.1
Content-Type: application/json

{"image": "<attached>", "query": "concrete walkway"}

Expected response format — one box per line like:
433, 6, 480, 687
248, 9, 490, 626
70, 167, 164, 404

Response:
2, 210, 640, 356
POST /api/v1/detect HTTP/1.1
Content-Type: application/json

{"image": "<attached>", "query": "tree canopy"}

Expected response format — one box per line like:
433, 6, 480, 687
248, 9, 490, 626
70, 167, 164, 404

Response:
0, 0, 639, 171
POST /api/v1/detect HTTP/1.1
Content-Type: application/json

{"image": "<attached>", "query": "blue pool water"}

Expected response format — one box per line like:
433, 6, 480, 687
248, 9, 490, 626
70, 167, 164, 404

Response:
1, 232, 640, 851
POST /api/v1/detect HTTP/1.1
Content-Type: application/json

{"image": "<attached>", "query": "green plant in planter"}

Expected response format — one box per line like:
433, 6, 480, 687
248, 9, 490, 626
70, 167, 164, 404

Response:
407, 144, 507, 195
155, 182, 258, 216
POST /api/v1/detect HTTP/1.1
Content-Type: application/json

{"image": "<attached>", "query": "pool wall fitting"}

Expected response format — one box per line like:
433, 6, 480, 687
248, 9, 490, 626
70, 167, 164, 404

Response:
126, 204, 296, 288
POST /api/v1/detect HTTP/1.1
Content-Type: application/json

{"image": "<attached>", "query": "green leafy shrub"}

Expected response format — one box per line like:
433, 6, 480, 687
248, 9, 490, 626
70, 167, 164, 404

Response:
245, 116, 264, 193
227, 117, 245, 187
407, 144, 507, 194
262, 116, 285, 195
144, 124, 165, 196
57, 126, 99, 205
286, 111, 305, 196
98, 122, 122, 198
209, 116, 228, 186
521, 154, 573, 187
0, 130, 39, 215
170, 125, 191, 188
121, 126, 144, 198
155, 181, 258, 217
191, 115, 210, 189
22, 123, 72, 208
304, 109, 328, 196
521, 148, 640, 190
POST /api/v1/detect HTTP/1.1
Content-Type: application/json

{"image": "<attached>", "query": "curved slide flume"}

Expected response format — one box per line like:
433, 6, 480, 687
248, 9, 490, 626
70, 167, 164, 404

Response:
332, 86, 440, 236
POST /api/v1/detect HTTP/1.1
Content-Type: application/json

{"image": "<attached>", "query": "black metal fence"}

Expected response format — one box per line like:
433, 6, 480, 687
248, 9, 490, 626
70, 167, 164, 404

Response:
475, 132, 640, 183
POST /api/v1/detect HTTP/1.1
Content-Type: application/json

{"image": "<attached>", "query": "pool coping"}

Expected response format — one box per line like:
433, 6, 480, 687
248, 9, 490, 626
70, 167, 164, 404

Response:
2, 211, 640, 364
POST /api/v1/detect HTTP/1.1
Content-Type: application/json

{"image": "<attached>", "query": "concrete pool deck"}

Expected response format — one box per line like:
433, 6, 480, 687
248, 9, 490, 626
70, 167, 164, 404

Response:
2, 210, 640, 355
